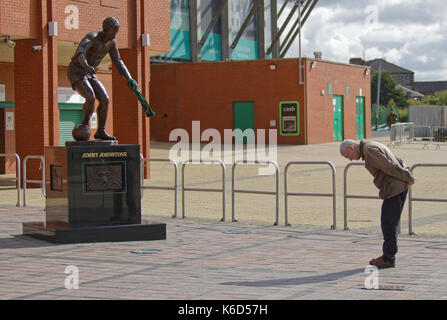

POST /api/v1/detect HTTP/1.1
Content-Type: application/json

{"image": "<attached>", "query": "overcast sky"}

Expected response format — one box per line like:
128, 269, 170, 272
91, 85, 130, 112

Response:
279, 0, 447, 81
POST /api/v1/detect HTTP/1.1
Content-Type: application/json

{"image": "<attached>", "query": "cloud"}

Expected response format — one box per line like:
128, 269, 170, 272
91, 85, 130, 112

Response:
279, 0, 447, 81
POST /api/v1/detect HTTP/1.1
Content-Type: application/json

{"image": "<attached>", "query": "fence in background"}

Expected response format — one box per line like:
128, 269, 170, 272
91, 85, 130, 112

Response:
390, 123, 447, 149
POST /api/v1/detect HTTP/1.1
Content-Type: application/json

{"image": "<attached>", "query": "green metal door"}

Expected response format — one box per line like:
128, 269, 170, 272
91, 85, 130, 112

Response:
233, 102, 254, 144
332, 95, 344, 141
356, 96, 365, 139
59, 109, 82, 145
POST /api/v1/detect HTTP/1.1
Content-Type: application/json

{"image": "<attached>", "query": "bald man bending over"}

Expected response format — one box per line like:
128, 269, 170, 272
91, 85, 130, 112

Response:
340, 139, 415, 269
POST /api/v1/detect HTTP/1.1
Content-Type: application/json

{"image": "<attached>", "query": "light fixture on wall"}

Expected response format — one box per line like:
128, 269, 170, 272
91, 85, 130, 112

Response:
4, 37, 15, 49
311, 61, 317, 68
142, 34, 150, 47
48, 21, 58, 37
365, 68, 370, 75
269, 63, 277, 70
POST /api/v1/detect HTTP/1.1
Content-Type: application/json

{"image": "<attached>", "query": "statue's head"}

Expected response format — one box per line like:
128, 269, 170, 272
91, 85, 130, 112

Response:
103, 17, 120, 32
102, 17, 120, 41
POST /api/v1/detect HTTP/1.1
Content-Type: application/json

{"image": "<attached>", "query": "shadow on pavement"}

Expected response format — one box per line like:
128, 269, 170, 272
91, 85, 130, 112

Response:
0, 235, 53, 249
221, 268, 364, 287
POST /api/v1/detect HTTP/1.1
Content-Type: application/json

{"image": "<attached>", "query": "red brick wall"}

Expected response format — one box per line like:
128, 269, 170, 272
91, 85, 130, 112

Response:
0, 0, 171, 51
145, 0, 171, 54
49, 0, 132, 47
0, 0, 39, 38
305, 59, 371, 144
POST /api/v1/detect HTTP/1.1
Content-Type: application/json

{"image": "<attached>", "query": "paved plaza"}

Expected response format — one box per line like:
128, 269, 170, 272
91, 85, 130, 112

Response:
1, 132, 447, 300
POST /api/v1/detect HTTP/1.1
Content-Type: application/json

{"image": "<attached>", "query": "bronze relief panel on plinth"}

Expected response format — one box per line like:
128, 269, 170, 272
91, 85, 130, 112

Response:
84, 162, 126, 193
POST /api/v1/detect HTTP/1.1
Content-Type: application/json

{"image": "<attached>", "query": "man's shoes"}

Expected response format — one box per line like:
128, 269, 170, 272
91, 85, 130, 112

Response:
94, 128, 116, 140
369, 256, 395, 269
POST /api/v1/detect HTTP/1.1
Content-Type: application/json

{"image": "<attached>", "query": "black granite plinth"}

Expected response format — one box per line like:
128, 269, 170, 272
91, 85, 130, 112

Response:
45, 143, 142, 227
22, 142, 166, 244
22, 220, 166, 244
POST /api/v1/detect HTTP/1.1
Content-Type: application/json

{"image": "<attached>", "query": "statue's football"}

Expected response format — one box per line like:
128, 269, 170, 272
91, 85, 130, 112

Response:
72, 124, 90, 141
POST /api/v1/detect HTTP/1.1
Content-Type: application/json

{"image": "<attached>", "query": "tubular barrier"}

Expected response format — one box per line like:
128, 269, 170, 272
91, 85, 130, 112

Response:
0, 153, 21, 207
389, 123, 414, 147
140, 156, 179, 218
344, 162, 380, 231
391, 123, 446, 150
284, 161, 336, 229
182, 159, 226, 221
23, 155, 45, 207
232, 160, 280, 225
408, 163, 447, 235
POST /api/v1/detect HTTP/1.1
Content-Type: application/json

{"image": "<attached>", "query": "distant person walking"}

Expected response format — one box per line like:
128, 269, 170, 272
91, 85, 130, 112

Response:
340, 139, 415, 268
387, 108, 399, 129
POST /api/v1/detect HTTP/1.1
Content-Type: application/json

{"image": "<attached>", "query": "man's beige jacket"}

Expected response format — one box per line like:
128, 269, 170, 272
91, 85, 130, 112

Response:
360, 141, 415, 199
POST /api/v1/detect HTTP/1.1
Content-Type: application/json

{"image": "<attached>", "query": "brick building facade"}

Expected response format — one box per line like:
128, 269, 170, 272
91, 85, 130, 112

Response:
0, 0, 170, 177
150, 58, 371, 145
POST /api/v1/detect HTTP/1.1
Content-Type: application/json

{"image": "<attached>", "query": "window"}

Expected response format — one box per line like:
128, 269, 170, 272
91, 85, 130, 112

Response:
406, 75, 411, 85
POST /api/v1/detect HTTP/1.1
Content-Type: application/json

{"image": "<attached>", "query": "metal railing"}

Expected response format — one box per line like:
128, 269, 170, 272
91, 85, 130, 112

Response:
344, 162, 381, 231
284, 161, 336, 229
408, 163, 447, 235
140, 156, 179, 218
391, 123, 447, 149
0, 153, 21, 207
23, 155, 46, 207
232, 160, 280, 225
182, 159, 226, 221
390, 123, 414, 146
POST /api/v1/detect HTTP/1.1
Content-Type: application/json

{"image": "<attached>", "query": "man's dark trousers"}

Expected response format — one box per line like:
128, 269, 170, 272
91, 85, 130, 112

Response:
381, 189, 408, 262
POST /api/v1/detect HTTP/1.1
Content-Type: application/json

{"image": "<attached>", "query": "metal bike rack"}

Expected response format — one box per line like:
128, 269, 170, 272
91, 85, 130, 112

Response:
182, 159, 226, 221
344, 162, 380, 231
0, 153, 21, 207
232, 160, 280, 225
284, 161, 336, 229
408, 163, 447, 235
140, 156, 179, 218
23, 155, 45, 207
